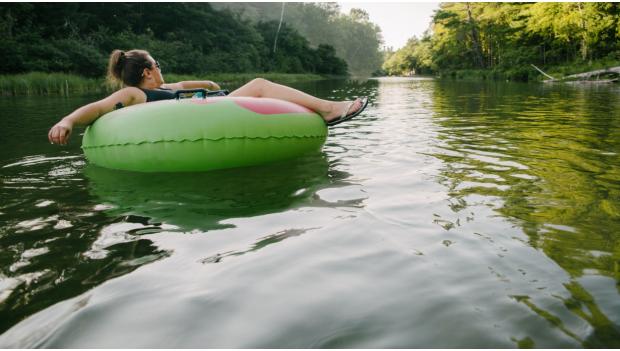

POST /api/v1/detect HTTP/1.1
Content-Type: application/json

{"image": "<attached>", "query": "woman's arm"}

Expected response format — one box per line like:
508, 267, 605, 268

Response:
162, 80, 221, 91
48, 87, 145, 145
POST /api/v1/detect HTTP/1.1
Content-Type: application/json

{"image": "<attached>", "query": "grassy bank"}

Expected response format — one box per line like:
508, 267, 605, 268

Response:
166, 73, 326, 86
436, 57, 620, 82
0, 72, 328, 96
0, 72, 105, 96
542, 57, 620, 80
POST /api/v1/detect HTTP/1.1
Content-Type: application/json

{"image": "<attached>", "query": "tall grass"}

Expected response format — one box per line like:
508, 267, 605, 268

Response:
437, 68, 532, 82
0, 72, 327, 96
165, 72, 325, 85
437, 57, 620, 83
544, 57, 620, 79
0, 72, 110, 96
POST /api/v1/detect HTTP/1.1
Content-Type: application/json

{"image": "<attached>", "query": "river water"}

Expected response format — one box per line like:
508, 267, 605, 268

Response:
0, 77, 619, 347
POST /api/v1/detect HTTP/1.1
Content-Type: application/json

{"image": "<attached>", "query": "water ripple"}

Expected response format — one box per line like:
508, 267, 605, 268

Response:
1, 80, 620, 347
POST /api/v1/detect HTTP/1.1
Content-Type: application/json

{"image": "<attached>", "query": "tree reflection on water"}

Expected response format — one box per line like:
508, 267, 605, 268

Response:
430, 81, 620, 347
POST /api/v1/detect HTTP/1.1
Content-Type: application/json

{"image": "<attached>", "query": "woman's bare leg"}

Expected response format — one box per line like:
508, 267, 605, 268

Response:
228, 78, 363, 123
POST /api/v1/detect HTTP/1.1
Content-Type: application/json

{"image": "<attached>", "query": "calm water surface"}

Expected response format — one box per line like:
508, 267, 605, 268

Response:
1, 78, 619, 347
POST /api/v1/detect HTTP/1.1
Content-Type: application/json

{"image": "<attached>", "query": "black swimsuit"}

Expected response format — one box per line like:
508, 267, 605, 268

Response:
139, 87, 175, 102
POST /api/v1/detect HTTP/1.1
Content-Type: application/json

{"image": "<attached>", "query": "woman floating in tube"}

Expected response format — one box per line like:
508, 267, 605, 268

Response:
48, 49, 369, 145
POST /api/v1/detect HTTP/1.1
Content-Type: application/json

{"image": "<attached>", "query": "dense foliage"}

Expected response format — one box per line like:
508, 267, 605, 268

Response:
0, 3, 348, 77
211, 3, 384, 76
383, 2, 620, 80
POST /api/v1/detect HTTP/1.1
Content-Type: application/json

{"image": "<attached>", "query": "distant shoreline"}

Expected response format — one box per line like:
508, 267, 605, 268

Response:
0, 72, 335, 96
378, 58, 620, 83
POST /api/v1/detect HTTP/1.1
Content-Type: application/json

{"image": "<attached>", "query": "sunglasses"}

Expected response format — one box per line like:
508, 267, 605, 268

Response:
142, 61, 161, 77
150, 61, 161, 70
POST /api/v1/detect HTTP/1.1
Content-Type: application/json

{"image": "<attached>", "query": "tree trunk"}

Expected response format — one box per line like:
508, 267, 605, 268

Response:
465, 3, 484, 68
577, 2, 588, 61
562, 66, 620, 80
5, 10, 14, 38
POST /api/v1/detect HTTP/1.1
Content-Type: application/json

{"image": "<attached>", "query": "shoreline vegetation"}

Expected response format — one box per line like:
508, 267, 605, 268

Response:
0, 72, 328, 96
380, 3, 620, 83
4, 58, 618, 97
0, 3, 382, 86
2, 3, 618, 94
436, 58, 620, 82
4, 60, 618, 97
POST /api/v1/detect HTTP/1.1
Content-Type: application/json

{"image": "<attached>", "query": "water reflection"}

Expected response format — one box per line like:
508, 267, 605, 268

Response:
2, 78, 619, 347
0, 82, 368, 338
83, 153, 352, 232
429, 80, 620, 347
199, 227, 320, 264
0, 149, 360, 335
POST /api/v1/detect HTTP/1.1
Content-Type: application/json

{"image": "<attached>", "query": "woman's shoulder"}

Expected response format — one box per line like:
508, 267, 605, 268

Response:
118, 86, 146, 94
104, 86, 147, 106
118, 86, 147, 99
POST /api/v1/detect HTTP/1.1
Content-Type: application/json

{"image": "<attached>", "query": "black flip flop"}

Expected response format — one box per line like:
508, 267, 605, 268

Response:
326, 97, 369, 127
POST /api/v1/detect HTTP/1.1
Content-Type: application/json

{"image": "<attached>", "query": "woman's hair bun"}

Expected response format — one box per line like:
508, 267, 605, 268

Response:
106, 49, 151, 88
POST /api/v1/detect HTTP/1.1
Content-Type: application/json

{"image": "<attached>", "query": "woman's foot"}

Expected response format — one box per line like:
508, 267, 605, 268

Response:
321, 98, 365, 124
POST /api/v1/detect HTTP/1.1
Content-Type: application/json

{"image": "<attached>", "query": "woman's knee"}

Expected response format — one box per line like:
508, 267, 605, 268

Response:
251, 77, 269, 85
249, 77, 270, 96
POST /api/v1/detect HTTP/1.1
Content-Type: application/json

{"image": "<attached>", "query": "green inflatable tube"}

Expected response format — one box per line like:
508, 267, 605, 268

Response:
82, 97, 328, 172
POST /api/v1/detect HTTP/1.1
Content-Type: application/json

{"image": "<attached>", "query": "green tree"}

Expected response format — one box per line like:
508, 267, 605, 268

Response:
0, 3, 348, 76
211, 2, 384, 75
417, 2, 620, 80
526, 2, 619, 62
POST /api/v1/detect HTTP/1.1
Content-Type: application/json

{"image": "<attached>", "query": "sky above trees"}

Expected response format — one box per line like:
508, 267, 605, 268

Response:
338, 2, 439, 50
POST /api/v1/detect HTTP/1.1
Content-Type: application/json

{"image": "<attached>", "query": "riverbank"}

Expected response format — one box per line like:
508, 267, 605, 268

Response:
435, 57, 620, 82
0, 72, 329, 96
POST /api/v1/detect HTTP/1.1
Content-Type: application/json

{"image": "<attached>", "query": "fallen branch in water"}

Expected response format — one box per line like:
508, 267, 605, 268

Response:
562, 66, 620, 80
530, 64, 556, 80
531, 64, 620, 84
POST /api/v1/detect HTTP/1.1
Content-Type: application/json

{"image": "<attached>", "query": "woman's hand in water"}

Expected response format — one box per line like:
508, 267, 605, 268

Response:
47, 87, 144, 146
48, 119, 73, 145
